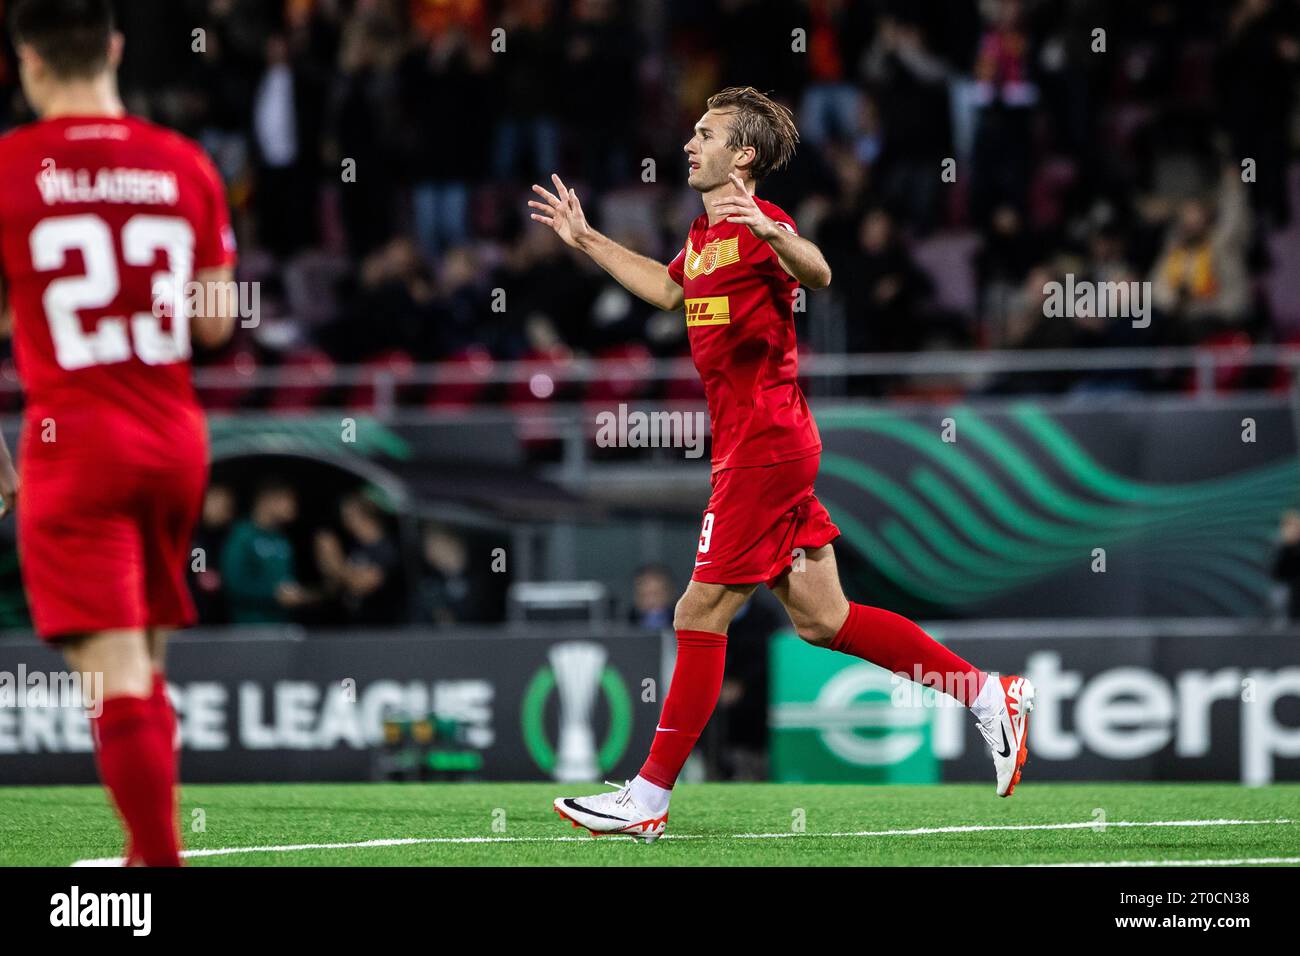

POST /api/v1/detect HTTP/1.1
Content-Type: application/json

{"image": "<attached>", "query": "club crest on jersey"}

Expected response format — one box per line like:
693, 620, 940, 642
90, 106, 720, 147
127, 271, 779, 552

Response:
684, 237, 740, 279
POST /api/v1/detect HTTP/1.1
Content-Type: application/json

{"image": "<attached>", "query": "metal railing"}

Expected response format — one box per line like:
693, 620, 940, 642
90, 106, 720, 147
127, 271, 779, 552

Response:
0, 343, 1288, 415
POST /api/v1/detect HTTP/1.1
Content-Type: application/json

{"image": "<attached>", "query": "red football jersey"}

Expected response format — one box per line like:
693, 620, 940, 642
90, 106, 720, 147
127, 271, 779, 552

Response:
668, 197, 821, 472
0, 115, 235, 469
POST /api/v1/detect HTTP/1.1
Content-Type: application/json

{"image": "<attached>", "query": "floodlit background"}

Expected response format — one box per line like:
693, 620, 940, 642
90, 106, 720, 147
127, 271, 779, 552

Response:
0, 0, 1297, 789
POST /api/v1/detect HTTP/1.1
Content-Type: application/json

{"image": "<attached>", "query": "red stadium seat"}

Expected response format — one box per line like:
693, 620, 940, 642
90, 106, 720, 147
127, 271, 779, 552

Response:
347, 350, 415, 411
508, 345, 574, 406
1184, 331, 1254, 394
425, 345, 496, 409
198, 348, 258, 411
268, 347, 336, 413
586, 342, 655, 403
1268, 333, 1300, 394
508, 345, 575, 454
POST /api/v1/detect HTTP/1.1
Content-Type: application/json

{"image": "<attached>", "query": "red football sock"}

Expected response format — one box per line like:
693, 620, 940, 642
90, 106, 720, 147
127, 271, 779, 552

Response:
151, 673, 183, 849
639, 629, 727, 790
151, 673, 178, 758
121, 676, 177, 866
91, 695, 181, 867
830, 602, 987, 706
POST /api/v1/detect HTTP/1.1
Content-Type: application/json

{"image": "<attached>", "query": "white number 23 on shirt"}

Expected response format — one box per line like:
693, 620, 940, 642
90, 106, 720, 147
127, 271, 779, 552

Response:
30, 212, 196, 371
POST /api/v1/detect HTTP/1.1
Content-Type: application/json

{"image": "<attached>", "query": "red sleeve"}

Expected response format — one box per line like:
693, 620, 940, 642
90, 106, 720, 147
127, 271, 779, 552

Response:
193, 149, 236, 272
667, 244, 686, 287
753, 206, 798, 274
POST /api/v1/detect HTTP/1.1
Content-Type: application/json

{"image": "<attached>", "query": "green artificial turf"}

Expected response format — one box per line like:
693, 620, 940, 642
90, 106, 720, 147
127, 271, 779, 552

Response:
2, 781, 1297, 867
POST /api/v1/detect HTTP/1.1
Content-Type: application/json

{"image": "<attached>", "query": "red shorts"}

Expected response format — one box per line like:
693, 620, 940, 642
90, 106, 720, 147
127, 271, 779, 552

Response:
19, 458, 206, 641
691, 452, 840, 587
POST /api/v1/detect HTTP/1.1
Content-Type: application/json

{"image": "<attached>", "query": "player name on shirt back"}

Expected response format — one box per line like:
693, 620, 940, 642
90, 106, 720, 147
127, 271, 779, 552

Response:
36, 165, 180, 206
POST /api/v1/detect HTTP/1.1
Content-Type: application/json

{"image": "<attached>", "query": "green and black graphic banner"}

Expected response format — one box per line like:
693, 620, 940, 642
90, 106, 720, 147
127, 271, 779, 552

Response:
815, 401, 1296, 619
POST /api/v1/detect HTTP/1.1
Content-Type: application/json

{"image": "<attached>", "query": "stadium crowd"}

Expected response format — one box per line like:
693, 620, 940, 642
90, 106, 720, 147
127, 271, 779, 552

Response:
2, 0, 1296, 403
186, 479, 504, 626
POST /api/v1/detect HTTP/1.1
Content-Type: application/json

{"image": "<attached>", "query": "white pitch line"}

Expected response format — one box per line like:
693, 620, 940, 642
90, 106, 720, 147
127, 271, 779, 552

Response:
730, 817, 1295, 839
1010, 857, 1300, 868
69, 816, 1296, 866
71, 834, 708, 865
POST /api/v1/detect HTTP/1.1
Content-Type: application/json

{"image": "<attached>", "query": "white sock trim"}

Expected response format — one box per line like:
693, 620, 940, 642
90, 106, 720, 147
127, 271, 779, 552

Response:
969, 673, 1002, 722
629, 775, 671, 815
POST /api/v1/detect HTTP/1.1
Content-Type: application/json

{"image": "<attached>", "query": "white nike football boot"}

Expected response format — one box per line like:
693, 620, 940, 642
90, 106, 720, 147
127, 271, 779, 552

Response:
553, 781, 668, 843
974, 675, 1036, 797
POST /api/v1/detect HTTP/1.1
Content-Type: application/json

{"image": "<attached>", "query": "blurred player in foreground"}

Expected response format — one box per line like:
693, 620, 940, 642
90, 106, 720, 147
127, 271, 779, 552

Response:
0, 0, 237, 865
531, 87, 1035, 842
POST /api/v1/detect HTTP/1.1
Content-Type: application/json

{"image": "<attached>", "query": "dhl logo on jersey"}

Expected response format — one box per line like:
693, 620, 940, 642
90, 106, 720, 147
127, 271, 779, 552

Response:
685, 296, 731, 327
683, 237, 740, 279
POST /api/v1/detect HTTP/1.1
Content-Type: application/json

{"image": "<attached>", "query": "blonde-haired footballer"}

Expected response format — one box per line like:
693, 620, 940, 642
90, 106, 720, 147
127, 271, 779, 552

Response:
530, 87, 1034, 842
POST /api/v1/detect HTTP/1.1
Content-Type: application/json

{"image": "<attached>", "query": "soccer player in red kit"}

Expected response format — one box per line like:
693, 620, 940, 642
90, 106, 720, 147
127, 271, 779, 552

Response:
0, 0, 237, 865
531, 87, 1035, 841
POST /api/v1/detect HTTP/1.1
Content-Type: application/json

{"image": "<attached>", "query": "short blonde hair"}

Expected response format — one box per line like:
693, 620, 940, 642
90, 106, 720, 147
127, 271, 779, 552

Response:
705, 86, 799, 182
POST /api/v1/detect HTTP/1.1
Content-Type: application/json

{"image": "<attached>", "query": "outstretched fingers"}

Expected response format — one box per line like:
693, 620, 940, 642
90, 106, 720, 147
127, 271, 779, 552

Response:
711, 202, 752, 219
551, 173, 570, 202
531, 183, 562, 208
531, 175, 583, 232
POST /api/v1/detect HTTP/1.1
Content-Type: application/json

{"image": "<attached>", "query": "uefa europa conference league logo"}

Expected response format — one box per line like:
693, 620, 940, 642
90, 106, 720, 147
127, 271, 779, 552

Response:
521, 642, 633, 781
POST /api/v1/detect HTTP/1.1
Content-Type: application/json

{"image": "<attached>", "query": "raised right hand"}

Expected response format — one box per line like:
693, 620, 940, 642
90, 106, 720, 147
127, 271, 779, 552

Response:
529, 173, 592, 249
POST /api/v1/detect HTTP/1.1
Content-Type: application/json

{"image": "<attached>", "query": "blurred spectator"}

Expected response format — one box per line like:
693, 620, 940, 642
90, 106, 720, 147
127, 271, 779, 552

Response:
398, 29, 494, 259
415, 524, 490, 625
315, 492, 403, 625
490, 226, 596, 357
630, 563, 674, 630
1070, 243, 1149, 393
968, 0, 1037, 227
322, 237, 438, 360
562, 0, 639, 191
986, 262, 1075, 393
252, 32, 323, 258
974, 203, 1038, 346
190, 483, 237, 625
221, 479, 312, 624
798, 0, 869, 147
1149, 169, 1252, 341
490, 0, 562, 181
331, 9, 405, 258
1217, 0, 1300, 229
833, 207, 937, 352
435, 245, 494, 357
1271, 509, 1300, 619
862, 14, 953, 233
0, 0, 1284, 405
